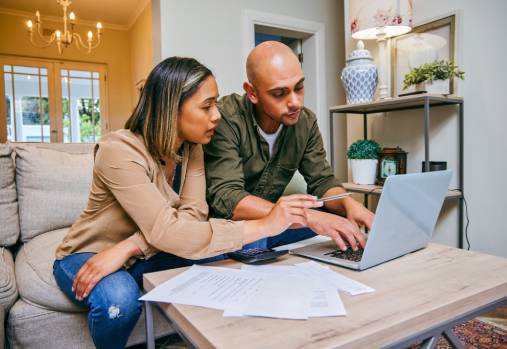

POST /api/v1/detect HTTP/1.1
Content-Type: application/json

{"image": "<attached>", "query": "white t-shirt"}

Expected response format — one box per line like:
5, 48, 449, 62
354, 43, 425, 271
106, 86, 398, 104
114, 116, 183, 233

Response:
258, 124, 283, 158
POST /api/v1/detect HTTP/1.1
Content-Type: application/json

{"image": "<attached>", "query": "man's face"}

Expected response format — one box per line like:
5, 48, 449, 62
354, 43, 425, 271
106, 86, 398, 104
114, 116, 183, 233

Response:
250, 61, 305, 127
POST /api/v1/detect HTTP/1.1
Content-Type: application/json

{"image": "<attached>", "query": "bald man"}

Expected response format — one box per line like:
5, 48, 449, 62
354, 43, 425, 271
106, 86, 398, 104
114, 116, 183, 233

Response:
204, 41, 374, 252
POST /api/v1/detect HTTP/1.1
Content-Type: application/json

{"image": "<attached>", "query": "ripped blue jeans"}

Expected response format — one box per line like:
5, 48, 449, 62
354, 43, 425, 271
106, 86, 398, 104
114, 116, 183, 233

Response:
53, 252, 224, 349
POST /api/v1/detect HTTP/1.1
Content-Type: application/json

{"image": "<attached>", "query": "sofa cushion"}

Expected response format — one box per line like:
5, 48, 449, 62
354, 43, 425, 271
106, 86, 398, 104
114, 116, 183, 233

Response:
0, 304, 4, 349
14, 143, 94, 241
7, 298, 174, 349
0, 247, 18, 311
15, 228, 85, 312
0, 144, 19, 246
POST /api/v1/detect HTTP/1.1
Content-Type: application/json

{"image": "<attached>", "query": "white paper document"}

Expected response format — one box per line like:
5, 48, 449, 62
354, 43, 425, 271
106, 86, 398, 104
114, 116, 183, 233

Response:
237, 265, 346, 317
226, 273, 311, 319
295, 261, 375, 296
140, 265, 312, 319
140, 265, 263, 310
140, 260, 373, 320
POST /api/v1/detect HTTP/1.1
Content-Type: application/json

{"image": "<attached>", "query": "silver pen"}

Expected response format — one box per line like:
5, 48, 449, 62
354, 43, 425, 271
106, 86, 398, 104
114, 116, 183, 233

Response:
316, 192, 351, 202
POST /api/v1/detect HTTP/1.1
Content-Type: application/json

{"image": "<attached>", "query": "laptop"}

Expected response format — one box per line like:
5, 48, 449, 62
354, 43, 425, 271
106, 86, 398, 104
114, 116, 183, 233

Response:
290, 171, 453, 270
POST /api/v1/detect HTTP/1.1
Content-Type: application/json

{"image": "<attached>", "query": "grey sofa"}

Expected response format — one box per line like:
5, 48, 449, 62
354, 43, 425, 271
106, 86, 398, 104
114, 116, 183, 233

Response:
0, 143, 173, 348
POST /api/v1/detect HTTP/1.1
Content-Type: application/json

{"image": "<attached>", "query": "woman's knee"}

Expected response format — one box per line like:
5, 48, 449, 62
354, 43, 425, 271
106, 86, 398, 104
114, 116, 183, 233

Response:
87, 271, 142, 324
53, 253, 96, 307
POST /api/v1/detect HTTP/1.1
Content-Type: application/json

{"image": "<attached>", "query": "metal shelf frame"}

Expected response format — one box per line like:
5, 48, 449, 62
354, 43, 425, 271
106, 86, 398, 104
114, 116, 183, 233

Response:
329, 94, 465, 248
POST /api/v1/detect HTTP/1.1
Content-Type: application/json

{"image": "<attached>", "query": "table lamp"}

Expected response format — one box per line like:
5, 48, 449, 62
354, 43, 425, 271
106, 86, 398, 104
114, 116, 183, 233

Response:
349, 0, 414, 98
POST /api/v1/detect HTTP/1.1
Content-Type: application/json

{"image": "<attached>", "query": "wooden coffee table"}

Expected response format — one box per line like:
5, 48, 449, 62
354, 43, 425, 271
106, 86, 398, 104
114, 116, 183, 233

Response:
142, 244, 507, 349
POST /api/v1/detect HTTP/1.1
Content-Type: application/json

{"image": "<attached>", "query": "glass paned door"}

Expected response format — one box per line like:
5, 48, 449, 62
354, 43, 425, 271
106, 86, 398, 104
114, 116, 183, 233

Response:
3, 64, 53, 142
0, 55, 108, 143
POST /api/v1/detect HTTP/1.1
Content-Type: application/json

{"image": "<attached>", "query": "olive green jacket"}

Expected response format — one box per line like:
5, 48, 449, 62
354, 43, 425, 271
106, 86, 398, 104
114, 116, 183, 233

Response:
204, 93, 341, 219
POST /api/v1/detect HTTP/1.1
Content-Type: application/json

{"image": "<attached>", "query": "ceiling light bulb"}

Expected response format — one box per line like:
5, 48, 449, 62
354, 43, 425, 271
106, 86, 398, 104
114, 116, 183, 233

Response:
96, 22, 102, 30
27, 20, 33, 29
55, 30, 61, 39
87, 31, 93, 40
69, 12, 75, 21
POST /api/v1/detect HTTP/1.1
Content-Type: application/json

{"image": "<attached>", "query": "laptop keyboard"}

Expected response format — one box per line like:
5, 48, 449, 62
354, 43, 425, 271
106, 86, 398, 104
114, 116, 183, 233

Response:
324, 248, 364, 262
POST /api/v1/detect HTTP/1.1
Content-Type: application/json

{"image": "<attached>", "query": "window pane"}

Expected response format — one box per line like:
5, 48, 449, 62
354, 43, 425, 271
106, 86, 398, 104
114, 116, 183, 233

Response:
22, 97, 40, 125
40, 76, 50, 142
14, 72, 49, 142
61, 76, 71, 143
69, 70, 92, 78
92, 72, 99, 79
14, 73, 38, 141
92, 79, 101, 140
4, 73, 13, 141
68, 76, 99, 143
40, 68, 48, 75
61, 69, 68, 76
69, 78, 93, 143
13, 66, 39, 74
78, 98, 100, 143
4, 65, 12, 72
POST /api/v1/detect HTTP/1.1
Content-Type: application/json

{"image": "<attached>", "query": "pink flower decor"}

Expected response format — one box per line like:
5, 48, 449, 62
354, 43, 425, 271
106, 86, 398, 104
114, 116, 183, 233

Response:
391, 15, 402, 25
351, 19, 358, 33
374, 9, 390, 27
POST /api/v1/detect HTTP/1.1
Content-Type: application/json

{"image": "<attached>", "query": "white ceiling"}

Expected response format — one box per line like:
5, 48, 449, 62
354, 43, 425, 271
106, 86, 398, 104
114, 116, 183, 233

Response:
0, 0, 149, 29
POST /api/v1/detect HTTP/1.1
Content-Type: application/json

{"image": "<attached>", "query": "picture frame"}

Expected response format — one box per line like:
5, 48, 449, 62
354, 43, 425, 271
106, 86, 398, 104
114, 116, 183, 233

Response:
391, 15, 456, 97
376, 147, 407, 185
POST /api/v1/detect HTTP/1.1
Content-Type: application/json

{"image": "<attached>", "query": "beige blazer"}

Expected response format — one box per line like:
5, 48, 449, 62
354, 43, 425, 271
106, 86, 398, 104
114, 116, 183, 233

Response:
55, 129, 244, 263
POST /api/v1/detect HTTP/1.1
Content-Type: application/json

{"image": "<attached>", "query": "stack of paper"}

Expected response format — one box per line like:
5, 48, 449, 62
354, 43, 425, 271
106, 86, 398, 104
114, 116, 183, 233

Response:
140, 261, 374, 320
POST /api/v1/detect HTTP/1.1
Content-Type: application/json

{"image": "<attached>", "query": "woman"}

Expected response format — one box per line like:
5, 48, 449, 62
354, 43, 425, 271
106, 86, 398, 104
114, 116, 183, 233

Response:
53, 57, 321, 349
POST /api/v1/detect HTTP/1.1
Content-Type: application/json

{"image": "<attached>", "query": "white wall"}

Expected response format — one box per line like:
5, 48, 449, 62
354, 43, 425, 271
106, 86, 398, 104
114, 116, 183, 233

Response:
345, 0, 507, 257
153, 0, 348, 181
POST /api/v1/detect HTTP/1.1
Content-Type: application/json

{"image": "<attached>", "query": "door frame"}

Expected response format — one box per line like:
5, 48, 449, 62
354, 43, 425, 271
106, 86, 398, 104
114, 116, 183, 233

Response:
242, 10, 329, 151
0, 55, 109, 143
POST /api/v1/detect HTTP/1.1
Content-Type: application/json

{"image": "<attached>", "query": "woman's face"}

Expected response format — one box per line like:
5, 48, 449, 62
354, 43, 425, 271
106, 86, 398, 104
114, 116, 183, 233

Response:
178, 75, 221, 145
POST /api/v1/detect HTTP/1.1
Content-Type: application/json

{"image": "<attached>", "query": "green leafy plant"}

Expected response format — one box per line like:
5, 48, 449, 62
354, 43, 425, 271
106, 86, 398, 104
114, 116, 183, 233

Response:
403, 60, 465, 90
347, 139, 381, 159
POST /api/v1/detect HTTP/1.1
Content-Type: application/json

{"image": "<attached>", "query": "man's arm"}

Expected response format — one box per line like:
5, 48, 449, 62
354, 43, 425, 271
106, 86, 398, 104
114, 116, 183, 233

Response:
298, 116, 373, 250
204, 117, 251, 219
298, 117, 343, 199
232, 195, 273, 220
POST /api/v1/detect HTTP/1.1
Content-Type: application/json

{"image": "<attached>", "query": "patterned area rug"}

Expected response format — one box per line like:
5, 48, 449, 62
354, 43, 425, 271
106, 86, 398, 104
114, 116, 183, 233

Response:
411, 319, 507, 349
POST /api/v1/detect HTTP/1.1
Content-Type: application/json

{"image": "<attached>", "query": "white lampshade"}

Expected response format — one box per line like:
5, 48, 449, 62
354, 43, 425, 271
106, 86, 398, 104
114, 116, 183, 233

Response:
350, 0, 413, 40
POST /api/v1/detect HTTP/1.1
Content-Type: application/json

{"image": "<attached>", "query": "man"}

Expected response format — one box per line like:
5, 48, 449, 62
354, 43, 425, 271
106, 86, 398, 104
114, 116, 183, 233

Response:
204, 41, 374, 252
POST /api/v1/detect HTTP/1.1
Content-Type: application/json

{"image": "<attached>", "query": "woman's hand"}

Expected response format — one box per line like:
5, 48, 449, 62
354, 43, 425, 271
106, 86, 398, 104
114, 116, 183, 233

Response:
262, 194, 323, 237
72, 240, 141, 301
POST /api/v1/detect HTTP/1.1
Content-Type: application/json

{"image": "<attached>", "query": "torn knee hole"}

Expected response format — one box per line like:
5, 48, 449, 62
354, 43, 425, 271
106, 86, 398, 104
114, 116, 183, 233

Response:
108, 305, 121, 319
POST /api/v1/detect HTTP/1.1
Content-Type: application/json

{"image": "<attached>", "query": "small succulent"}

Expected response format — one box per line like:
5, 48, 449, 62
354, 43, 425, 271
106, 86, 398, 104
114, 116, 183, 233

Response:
403, 60, 465, 90
347, 139, 381, 159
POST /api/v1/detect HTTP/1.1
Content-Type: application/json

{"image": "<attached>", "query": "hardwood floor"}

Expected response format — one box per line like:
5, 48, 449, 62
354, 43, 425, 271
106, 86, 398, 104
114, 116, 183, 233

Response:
479, 304, 507, 331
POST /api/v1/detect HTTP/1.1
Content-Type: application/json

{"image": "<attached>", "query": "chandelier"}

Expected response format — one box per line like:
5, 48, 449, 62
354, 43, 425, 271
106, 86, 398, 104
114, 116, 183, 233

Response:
26, 0, 102, 55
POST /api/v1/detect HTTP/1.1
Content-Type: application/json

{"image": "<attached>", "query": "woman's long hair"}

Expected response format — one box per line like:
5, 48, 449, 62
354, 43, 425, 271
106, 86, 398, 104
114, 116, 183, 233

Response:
125, 57, 213, 162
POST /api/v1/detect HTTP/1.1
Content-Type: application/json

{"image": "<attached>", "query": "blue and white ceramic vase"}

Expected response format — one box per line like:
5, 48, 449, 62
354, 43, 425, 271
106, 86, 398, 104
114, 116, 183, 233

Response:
341, 40, 378, 104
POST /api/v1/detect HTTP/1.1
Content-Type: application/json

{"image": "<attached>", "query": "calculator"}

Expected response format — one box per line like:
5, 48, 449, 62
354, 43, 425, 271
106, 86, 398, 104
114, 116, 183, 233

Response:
227, 248, 289, 264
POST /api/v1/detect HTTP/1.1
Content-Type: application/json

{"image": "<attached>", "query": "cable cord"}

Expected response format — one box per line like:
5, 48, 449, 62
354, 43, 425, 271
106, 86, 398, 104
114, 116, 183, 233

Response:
450, 189, 470, 250
462, 194, 471, 250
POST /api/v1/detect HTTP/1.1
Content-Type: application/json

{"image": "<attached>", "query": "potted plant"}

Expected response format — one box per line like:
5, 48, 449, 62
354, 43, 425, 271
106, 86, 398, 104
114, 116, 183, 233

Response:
403, 60, 465, 92
347, 139, 381, 185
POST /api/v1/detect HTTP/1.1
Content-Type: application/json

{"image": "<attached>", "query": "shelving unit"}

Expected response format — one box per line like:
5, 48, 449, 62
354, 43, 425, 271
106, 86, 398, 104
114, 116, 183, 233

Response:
329, 94, 465, 247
